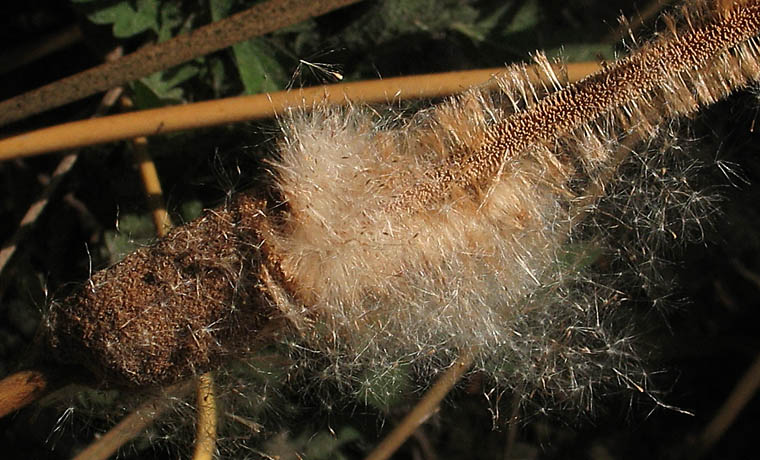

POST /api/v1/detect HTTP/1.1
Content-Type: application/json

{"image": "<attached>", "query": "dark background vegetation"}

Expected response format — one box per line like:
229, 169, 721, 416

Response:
1, 0, 759, 458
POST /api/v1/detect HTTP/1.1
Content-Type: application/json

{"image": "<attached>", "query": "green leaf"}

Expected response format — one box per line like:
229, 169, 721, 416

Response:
558, 243, 605, 270
131, 80, 165, 109
207, 57, 228, 97
208, 0, 235, 21
302, 427, 362, 460
180, 200, 204, 222
451, 2, 511, 42
103, 213, 156, 264
504, 0, 540, 34
357, 363, 413, 411
209, 0, 286, 94
231, 38, 286, 94
131, 65, 200, 108
87, 0, 160, 38
157, 1, 183, 42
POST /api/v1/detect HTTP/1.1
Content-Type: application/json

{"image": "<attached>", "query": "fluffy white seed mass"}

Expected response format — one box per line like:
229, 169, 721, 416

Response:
269, 85, 635, 408
266, 0, 760, 405
42, 0, 760, 417
273, 99, 564, 345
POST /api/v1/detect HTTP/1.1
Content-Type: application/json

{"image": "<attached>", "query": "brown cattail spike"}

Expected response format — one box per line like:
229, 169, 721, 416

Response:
45, 194, 277, 387
390, 0, 760, 213
42, 1, 760, 397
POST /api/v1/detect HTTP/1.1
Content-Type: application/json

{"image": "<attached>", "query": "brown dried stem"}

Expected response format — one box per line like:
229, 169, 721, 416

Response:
0, 0, 362, 127
0, 24, 83, 75
695, 353, 760, 457
71, 381, 194, 460
0, 369, 55, 419
0, 47, 124, 278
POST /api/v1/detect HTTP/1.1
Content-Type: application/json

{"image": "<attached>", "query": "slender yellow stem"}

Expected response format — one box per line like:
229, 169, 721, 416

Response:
0, 63, 600, 161
133, 136, 173, 236
74, 98, 219, 458
121, 96, 173, 237
192, 373, 218, 460
134, 100, 217, 459
364, 349, 476, 460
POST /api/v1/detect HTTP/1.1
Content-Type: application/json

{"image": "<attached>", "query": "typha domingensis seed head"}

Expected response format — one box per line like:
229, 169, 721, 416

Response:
40, 0, 760, 413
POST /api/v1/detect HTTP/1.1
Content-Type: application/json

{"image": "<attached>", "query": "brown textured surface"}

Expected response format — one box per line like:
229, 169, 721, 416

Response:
46, 194, 277, 387
389, 1, 760, 213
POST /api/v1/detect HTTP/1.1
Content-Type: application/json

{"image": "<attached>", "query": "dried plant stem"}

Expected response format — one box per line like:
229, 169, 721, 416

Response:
72, 381, 193, 460
0, 54, 128, 420
121, 96, 173, 236
0, 0, 363, 127
192, 373, 218, 460
364, 349, 475, 460
133, 136, 173, 235
0, 47, 124, 277
0, 63, 601, 161
0, 24, 83, 75
0, 153, 79, 276
696, 351, 760, 456
0, 84, 124, 277
0, 370, 54, 418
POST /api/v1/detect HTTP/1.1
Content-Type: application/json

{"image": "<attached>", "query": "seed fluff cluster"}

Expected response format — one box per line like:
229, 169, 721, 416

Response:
42, 0, 760, 431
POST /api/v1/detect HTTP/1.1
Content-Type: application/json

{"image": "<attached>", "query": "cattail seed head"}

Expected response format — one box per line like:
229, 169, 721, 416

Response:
38, 0, 760, 416
46, 194, 278, 386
